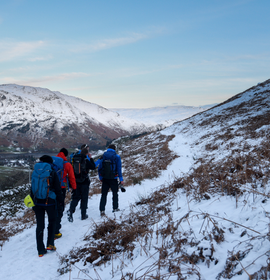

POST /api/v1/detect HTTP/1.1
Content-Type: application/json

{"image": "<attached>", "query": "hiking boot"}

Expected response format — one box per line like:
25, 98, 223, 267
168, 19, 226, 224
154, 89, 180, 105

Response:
67, 210, 73, 222
81, 214, 88, 220
54, 233, 62, 239
46, 245, 56, 251
112, 208, 120, 213
100, 211, 105, 217
38, 250, 47, 257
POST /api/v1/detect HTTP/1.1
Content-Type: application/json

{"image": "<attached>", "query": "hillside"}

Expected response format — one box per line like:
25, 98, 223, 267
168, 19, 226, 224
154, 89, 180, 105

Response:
0, 84, 154, 151
0, 79, 270, 279
111, 104, 216, 127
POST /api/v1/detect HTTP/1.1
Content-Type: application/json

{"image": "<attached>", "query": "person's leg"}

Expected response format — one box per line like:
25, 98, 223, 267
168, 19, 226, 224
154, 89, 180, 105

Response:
69, 185, 81, 214
111, 180, 119, 210
55, 188, 66, 234
33, 206, 46, 255
55, 200, 63, 234
62, 188, 66, 211
99, 180, 110, 212
46, 205, 57, 248
80, 183, 90, 219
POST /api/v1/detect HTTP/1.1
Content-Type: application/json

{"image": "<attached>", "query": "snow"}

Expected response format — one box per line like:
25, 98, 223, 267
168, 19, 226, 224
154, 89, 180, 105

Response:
111, 105, 215, 127
1, 127, 269, 280
1, 80, 270, 279
0, 132, 194, 280
0, 84, 153, 134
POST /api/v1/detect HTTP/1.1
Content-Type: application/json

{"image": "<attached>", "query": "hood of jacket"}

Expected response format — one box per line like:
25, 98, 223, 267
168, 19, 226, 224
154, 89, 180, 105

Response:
56, 152, 67, 161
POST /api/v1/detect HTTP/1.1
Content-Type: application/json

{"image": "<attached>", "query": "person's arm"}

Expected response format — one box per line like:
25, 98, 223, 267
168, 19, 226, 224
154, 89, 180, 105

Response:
85, 153, 96, 171
116, 155, 124, 183
86, 157, 96, 170
51, 171, 64, 203
65, 162, 77, 190
98, 160, 103, 181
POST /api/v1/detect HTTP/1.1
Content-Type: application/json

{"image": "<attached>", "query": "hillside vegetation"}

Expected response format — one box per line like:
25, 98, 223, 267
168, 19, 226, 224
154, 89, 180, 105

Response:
1, 80, 270, 279
56, 80, 270, 279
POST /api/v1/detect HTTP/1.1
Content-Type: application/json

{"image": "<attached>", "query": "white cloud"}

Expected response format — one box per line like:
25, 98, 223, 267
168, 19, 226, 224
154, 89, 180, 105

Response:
71, 33, 148, 53
71, 27, 166, 53
2, 72, 97, 86
28, 55, 53, 62
0, 40, 45, 62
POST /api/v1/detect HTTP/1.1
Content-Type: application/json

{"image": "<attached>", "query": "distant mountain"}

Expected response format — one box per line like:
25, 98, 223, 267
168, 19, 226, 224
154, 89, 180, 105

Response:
0, 84, 154, 151
111, 104, 216, 127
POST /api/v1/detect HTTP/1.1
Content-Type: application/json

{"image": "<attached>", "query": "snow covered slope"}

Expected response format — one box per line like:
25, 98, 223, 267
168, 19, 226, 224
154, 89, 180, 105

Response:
111, 104, 216, 127
0, 84, 153, 150
1, 79, 270, 279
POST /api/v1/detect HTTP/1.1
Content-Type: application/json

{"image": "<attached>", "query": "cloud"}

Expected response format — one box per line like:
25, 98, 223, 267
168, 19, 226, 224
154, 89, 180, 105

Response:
2, 72, 97, 86
71, 33, 148, 53
0, 40, 45, 62
28, 55, 53, 62
71, 27, 165, 53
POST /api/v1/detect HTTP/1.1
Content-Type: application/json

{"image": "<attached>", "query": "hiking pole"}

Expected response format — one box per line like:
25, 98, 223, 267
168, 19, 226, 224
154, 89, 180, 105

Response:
118, 181, 126, 192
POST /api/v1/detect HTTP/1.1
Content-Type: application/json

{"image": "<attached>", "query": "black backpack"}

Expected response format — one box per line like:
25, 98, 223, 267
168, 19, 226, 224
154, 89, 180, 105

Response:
72, 152, 88, 183
100, 152, 117, 179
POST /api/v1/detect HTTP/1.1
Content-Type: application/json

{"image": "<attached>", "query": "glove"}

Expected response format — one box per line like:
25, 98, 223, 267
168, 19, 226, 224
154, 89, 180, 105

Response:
72, 188, 76, 195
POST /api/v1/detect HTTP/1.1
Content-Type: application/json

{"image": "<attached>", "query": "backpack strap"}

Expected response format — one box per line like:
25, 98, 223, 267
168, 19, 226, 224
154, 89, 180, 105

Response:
45, 178, 50, 205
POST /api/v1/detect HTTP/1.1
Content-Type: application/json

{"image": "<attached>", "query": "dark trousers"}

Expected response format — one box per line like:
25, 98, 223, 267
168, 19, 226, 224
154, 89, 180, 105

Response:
69, 182, 89, 218
55, 188, 66, 234
99, 179, 119, 211
33, 204, 56, 254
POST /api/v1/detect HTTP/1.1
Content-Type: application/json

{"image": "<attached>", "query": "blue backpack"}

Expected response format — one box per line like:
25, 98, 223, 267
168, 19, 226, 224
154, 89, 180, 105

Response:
51, 156, 68, 188
31, 162, 56, 201
99, 151, 118, 179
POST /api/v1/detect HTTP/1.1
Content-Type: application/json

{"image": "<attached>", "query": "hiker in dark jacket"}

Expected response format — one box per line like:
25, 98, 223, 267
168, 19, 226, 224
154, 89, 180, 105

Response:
31, 155, 64, 257
67, 147, 96, 222
98, 144, 124, 216
55, 148, 77, 239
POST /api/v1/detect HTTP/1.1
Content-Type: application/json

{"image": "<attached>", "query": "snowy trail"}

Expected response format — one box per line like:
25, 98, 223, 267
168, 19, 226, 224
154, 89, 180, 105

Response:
1, 130, 270, 280
0, 133, 195, 280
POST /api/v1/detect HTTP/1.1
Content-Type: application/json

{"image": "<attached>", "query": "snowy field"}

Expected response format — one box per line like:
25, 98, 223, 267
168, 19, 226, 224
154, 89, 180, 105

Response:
0, 127, 269, 280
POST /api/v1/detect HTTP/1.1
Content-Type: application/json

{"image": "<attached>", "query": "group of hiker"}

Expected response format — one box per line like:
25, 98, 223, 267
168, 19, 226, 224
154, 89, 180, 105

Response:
29, 144, 124, 257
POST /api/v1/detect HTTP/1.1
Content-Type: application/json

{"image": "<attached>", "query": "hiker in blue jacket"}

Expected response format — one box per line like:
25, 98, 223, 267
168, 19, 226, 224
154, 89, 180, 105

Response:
31, 155, 64, 257
98, 144, 124, 216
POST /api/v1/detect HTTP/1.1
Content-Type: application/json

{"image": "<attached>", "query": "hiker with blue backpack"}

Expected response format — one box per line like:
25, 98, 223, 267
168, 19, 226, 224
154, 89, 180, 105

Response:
52, 148, 77, 239
67, 147, 96, 222
98, 144, 124, 216
31, 155, 64, 257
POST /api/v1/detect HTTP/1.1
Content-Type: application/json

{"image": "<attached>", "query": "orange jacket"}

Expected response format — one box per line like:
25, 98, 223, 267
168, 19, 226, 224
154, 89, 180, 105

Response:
56, 152, 77, 190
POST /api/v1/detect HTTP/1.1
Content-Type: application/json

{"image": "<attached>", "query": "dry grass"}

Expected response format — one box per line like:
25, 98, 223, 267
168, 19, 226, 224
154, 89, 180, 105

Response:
57, 110, 270, 279
0, 209, 35, 248
116, 133, 177, 186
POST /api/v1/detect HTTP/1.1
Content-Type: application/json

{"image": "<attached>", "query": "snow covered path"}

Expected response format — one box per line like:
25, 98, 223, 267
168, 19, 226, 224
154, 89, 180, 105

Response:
2, 130, 269, 280
0, 133, 195, 280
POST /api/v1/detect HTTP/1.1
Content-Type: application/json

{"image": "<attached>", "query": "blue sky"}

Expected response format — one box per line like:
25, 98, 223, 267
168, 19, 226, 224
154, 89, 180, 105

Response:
0, 0, 269, 108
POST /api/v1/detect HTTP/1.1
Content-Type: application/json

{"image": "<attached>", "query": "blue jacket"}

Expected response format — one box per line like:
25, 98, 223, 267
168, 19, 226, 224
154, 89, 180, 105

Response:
98, 148, 123, 182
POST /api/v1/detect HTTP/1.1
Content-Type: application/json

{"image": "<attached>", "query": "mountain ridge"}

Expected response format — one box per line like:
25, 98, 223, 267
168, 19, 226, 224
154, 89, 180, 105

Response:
111, 104, 216, 127
0, 84, 154, 151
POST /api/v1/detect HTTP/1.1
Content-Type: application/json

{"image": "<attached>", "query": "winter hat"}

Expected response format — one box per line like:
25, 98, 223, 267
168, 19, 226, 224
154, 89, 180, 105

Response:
81, 144, 89, 149
39, 155, 53, 164
108, 144, 116, 150
60, 148, 68, 157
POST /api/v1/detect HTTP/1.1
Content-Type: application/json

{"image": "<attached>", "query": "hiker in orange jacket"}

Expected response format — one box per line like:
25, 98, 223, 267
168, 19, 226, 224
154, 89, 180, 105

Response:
55, 148, 77, 239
